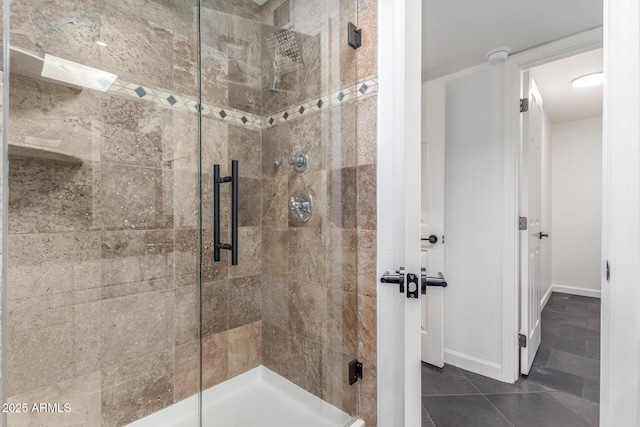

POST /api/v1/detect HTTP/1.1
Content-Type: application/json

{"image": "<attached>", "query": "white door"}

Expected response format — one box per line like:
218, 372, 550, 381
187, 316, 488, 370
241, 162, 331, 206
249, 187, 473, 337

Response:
421, 81, 446, 367
520, 71, 543, 375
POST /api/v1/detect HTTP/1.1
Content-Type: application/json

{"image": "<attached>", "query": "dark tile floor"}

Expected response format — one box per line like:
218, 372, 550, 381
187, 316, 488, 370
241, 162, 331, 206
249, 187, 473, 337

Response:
422, 293, 600, 427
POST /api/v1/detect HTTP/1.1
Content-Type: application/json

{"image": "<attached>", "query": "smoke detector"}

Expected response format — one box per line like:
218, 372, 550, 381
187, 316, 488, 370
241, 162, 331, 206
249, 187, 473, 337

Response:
485, 47, 511, 64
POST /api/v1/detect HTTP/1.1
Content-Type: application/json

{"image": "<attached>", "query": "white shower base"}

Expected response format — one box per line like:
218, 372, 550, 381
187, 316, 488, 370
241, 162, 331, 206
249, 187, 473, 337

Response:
126, 366, 365, 427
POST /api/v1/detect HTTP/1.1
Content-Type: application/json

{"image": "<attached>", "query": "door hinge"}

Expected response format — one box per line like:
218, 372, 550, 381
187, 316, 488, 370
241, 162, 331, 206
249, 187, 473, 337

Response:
520, 98, 529, 112
519, 216, 528, 230
348, 359, 363, 385
347, 22, 362, 49
519, 334, 527, 348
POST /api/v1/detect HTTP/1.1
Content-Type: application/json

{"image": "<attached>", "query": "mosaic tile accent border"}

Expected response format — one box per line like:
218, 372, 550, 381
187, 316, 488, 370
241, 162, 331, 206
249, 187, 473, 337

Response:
264, 77, 378, 127
107, 76, 378, 130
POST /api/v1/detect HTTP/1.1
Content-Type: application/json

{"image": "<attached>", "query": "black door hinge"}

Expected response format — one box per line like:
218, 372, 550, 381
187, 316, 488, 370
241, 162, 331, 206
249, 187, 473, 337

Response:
519, 334, 527, 348
347, 22, 362, 49
606, 260, 610, 281
348, 359, 363, 385
520, 98, 529, 113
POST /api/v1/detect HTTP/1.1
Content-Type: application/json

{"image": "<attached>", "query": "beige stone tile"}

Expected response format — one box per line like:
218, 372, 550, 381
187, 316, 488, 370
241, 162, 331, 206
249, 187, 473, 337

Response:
327, 229, 357, 293
202, 331, 229, 389
7, 300, 101, 397
260, 274, 289, 331
327, 289, 358, 355
201, 45, 229, 107
288, 228, 326, 286
357, 95, 378, 166
202, 116, 228, 171
261, 323, 290, 378
288, 280, 327, 342
229, 81, 262, 116
174, 341, 199, 402
175, 285, 199, 346
327, 167, 357, 229
228, 321, 262, 378
357, 229, 377, 297
357, 164, 377, 231
101, 350, 173, 427
261, 120, 291, 179
101, 290, 175, 367
261, 227, 288, 278
289, 332, 323, 398
9, 260, 101, 302
174, 228, 199, 279
201, 229, 231, 282
10, 0, 101, 68
7, 371, 101, 427
359, 363, 378, 427
100, 163, 173, 230
9, 76, 101, 163
102, 229, 174, 259
8, 232, 101, 268
100, 3, 174, 90
171, 111, 199, 171
173, 32, 199, 98
100, 96, 172, 169
174, 169, 199, 229
322, 347, 357, 416
228, 124, 261, 179
238, 177, 262, 227
229, 226, 262, 278
262, 176, 288, 228
229, 275, 261, 329
201, 280, 229, 336
356, 4, 378, 81
104, 0, 177, 33
325, 101, 358, 170
358, 295, 377, 366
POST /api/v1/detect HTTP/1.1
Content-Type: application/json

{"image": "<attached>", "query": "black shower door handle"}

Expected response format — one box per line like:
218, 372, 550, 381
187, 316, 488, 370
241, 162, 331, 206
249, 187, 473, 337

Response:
214, 160, 238, 265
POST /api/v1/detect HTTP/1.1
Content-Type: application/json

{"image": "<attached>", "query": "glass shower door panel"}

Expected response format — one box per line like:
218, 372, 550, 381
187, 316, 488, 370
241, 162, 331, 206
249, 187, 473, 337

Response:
5, 1, 200, 426
199, 0, 362, 425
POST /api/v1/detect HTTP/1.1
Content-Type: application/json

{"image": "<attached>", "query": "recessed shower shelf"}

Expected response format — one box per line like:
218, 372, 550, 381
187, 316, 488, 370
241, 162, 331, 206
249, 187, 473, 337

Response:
8, 142, 84, 164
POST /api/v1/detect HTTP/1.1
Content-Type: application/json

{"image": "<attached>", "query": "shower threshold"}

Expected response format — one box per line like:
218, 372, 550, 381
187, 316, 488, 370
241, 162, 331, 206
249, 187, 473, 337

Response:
126, 365, 365, 427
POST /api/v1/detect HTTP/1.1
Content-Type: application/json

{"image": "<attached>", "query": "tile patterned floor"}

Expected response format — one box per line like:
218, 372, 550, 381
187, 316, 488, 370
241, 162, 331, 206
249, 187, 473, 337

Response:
422, 293, 600, 427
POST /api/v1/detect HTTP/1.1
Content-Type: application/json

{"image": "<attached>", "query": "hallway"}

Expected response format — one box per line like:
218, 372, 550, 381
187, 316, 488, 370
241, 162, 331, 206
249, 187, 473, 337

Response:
421, 293, 600, 426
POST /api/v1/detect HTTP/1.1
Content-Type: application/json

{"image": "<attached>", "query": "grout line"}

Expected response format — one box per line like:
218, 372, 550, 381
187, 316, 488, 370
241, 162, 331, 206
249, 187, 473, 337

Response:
481, 394, 516, 427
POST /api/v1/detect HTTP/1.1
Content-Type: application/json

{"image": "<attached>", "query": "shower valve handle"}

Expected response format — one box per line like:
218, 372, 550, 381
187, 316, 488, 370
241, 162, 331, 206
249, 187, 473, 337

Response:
288, 152, 308, 172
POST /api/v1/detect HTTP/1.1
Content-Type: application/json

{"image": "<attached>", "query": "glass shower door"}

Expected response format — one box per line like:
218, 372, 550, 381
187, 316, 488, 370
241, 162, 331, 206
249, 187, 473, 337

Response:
3, 1, 201, 426
198, 0, 365, 425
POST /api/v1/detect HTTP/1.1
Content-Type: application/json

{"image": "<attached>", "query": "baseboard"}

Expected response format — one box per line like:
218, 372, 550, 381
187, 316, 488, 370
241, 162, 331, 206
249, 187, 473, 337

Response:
540, 285, 553, 309
444, 349, 503, 382
551, 284, 601, 299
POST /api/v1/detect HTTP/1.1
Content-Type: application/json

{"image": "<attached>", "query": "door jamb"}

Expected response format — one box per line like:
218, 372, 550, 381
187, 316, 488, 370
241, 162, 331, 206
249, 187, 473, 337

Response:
501, 28, 603, 383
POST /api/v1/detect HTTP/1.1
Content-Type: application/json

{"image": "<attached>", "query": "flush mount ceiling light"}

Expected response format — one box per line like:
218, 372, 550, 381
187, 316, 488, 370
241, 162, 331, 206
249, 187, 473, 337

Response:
485, 47, 511, 64
571, 72, 604, 88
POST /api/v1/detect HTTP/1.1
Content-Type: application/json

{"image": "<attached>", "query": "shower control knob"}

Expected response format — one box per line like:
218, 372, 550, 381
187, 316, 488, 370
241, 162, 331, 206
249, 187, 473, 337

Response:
288, 152, 308, 172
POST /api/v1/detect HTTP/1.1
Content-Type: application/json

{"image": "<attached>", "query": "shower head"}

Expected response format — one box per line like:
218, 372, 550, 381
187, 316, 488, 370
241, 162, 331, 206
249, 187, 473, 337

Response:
266, 29, 304, 90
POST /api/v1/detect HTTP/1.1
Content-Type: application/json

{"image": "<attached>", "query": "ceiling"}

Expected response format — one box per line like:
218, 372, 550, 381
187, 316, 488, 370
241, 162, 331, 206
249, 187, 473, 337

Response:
422, 0, 603, 124
530, 49, 603, 123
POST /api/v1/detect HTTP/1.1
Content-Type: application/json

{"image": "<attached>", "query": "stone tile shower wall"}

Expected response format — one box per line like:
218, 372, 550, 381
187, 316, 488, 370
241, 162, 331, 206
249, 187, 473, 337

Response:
3, 1, 378, 427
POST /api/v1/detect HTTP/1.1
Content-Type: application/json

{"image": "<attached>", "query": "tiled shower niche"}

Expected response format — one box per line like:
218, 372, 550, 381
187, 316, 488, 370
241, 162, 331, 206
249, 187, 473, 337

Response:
3, 0, 379, 426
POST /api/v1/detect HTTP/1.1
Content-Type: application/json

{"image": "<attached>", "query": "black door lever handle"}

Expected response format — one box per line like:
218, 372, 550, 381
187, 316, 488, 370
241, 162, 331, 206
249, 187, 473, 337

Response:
539, 232, 549, 239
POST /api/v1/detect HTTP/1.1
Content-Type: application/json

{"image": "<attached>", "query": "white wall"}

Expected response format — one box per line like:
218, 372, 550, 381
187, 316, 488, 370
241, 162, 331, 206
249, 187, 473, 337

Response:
443, 64, 505, 379
551, 116, 602, 295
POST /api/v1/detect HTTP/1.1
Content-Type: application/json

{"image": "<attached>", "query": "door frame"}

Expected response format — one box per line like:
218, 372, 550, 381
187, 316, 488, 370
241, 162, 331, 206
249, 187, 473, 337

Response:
501, 28, 603, 383
377, 0, 422, 425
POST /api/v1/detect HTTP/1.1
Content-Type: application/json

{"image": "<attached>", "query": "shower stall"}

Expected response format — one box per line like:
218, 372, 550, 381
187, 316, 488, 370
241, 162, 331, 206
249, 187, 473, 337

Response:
0, 0, 379, 426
